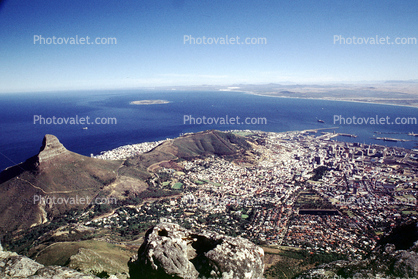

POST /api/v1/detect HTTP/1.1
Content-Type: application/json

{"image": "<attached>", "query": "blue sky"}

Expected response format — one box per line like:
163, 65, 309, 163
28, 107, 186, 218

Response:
0, 0, 417, 92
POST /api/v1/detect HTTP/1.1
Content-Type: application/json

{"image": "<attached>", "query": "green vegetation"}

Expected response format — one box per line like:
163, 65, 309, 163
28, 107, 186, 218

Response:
402, 211, 418, 215
264, 248, 346, 279
344, 210, 355, 217
2, 209, 85, 255
231, 131, 256, 137
194, 180, 206, 185
155, 171, 171, 185
123, 186, 182, 205
172, 182, 183, 189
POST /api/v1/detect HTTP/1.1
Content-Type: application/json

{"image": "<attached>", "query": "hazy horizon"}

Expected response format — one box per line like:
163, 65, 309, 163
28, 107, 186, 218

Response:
1, 0, 417, 93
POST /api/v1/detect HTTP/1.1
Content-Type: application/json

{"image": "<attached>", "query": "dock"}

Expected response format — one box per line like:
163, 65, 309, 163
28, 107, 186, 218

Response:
316, 132, 357, 140
303, 127, 339, 133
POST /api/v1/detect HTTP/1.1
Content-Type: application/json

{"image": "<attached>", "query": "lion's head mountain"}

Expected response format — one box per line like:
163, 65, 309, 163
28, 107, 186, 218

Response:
0, 130, 253, 235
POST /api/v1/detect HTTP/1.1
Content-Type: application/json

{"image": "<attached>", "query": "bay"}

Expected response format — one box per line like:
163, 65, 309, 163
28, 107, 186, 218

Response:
0, 89, 417, 171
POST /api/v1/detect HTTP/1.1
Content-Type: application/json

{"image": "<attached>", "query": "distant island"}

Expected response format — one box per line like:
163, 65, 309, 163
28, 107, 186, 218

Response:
130, 100, 170, 105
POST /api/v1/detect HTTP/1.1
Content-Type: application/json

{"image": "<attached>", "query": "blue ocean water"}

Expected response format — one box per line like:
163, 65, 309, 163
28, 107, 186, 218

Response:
0, 89, 417, 171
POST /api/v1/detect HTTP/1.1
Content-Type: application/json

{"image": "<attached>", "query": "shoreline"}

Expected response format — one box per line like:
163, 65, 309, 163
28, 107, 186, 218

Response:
234, 90, 418, 109
94, 128, 417, 161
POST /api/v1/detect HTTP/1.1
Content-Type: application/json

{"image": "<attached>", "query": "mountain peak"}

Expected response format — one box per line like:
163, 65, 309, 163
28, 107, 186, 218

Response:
38, 134, 68, 163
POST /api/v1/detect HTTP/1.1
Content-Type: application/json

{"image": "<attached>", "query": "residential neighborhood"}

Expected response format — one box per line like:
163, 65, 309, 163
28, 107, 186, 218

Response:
86, 130, 418, 260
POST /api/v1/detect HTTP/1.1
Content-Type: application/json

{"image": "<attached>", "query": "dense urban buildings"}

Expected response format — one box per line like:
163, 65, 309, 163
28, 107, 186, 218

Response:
87, 130, 418, 260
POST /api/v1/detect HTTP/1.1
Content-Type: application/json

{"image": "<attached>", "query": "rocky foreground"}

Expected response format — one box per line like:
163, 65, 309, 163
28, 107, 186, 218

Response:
0, 222, 264, 279
296, 241, 418, 279
0, 242, 104, 278
129, 223, 265, 279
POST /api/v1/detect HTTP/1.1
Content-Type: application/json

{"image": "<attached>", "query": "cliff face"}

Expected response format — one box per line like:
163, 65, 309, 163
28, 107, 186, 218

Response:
128, 223, 265, 279
37, 134, 69, 163
0, 243, 100, 278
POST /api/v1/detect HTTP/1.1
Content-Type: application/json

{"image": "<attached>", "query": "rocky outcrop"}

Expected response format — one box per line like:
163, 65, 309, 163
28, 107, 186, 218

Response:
391, 243, 418, 277
296, 242, 418, 279
37, 134, 69, 163
128, 223, 264, 279
0, 243, 99, 278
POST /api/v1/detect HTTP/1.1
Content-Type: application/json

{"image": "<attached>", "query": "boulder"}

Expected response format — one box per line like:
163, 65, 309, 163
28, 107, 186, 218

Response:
0, 242, 98, 278
0, 252, 43, 278
28, 266, 98, 278
129, 223, 264, 279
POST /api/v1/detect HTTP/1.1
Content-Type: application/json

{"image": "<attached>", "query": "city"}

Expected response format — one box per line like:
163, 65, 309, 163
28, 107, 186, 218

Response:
84, 130, 418, 261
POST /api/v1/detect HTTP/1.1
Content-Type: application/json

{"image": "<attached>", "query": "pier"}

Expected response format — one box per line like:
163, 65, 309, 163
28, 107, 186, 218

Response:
316, 132, 357, 141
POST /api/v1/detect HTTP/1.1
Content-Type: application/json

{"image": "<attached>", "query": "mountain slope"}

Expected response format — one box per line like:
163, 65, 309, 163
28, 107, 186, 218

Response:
0, 131, 254, 235
123, 130, 252, 171
0, 135, 128, 234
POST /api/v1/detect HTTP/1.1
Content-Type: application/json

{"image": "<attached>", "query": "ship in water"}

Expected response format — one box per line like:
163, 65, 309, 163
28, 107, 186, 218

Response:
339, 133, 357, 138
375, 137, 410, 142
317, 119, 325, 123
408, 132, 418, 137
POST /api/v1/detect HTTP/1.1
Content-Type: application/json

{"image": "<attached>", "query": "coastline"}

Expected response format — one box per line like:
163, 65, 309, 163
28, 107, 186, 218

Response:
237, 90, 418, 109
1, 89, 417, 171
94, 128, 416, 162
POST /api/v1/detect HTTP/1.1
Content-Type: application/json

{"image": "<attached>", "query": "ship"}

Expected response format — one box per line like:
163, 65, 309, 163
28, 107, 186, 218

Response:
317, 119, 325, 123
339, 133, 357, 138
376, 137, 409, 142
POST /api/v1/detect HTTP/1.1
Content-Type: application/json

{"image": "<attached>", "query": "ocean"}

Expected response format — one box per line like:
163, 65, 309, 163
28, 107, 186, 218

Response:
0, 89, 417, 171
